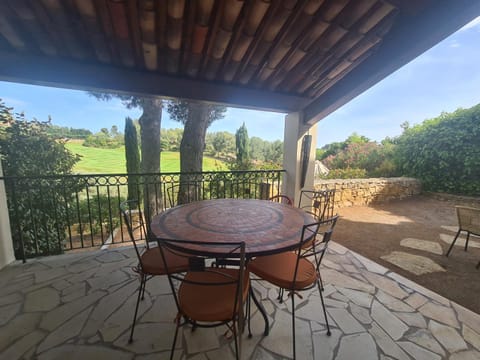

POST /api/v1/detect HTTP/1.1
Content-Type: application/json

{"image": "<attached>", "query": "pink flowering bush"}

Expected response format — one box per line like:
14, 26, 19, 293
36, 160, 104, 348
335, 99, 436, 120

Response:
322, 142, 398, 178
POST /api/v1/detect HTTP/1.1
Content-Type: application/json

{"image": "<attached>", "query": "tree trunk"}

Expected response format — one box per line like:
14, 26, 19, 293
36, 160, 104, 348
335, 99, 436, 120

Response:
178, 102, 209, 204
139, 98, 162, 220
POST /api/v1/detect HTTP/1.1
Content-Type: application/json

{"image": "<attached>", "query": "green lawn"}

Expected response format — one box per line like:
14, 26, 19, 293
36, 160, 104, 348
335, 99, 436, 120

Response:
65, 142, 227, 174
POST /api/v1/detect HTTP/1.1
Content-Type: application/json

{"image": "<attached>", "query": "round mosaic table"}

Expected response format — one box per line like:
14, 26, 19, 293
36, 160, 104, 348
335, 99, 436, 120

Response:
150, 198, 315, 336
150, 198, 315, 257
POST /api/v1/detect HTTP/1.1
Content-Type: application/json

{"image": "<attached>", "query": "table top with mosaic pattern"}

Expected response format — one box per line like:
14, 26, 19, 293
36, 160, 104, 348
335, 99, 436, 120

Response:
150, 198, 314, 257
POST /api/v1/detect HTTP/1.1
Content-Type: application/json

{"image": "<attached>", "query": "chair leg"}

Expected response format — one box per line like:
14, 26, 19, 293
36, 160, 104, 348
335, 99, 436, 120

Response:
170, 321, 180, 360
465, 233, 470, 251
291, 293, 296, 360
319, 273, 324, 292
446, 230, 462, 257
317, 280, 331, 336
233, 320, 239, 360
277, 287, 284, 303
129, 274, 145, 343
141, 275, 148, 300
249, 287, 269, 336
247, 290, 252, 338
476, 260, 480, 269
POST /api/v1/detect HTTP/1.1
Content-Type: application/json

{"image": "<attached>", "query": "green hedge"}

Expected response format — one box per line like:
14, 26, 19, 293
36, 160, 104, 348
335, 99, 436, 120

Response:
395, 105, 480, 195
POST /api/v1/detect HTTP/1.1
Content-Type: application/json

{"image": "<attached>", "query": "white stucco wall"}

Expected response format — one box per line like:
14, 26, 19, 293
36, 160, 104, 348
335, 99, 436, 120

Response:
0, 161, 15, 269
283, 112, 317, 205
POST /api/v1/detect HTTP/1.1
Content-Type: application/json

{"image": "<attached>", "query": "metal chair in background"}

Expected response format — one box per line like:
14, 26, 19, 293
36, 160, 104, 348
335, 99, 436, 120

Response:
166, 181, 202, 208
445, 206, 480, 267
157, 238, 249, 360
120, 200, 189, 343
268, 194, 293, 206
248, 216, 339, 359
298, 189, 336, 220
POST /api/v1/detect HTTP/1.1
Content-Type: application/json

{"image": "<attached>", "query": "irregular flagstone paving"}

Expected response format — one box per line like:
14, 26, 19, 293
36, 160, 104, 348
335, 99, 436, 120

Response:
400, 238, 443, 255
380, 227, 480, 278
1, 243, 480, 359
381, 251, 446, 276
381, 235, 449, 276
440, 233, 480, 249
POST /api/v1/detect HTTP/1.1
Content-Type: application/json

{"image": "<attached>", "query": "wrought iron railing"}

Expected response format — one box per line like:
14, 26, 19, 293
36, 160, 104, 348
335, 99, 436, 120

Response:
0, 170, 284, 261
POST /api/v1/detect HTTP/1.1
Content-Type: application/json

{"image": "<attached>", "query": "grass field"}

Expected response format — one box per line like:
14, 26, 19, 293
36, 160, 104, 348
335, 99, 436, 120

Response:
65, 142, 227, 174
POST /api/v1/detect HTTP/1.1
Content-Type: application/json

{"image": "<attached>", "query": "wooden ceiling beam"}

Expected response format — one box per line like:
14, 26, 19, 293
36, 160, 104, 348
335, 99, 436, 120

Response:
0, 50, 307, 113
39, 0, 88, 59
95, 0, 120, 65
73, 0, 111, 63
303, 0, 480, 125
8, 0, 57, 56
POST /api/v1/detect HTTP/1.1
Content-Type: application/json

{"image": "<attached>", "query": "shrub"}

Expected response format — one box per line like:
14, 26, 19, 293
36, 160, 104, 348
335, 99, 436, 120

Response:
74, 195, 124, 236
321, 168, 367, 179
323, 142, 398, 178
0, 100, 81, 258
395, 105, 480, 195
83, 133, 123, 149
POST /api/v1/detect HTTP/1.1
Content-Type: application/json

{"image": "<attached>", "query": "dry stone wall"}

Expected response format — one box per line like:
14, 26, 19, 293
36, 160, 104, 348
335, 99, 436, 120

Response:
314, 177, 422, 208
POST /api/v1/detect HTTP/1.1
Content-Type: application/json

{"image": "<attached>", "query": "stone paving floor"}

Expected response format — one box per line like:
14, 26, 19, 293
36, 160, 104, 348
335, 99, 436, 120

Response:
1, 242, 480, 359
379, 226, 480, 276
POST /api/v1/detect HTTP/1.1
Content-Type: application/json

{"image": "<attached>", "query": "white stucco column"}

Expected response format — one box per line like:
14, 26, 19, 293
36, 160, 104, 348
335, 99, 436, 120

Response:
0, 161, 15, 269
282, 112, 318, 205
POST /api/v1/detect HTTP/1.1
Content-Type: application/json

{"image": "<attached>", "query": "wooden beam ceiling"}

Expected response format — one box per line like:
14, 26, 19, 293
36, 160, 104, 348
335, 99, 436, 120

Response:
0, 50, 306, 112
0, 0, 478, 125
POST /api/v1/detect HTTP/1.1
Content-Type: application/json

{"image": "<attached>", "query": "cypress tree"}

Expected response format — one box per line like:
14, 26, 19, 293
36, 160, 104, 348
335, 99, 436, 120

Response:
125, 117, 141, 202
235, 122, 250, 169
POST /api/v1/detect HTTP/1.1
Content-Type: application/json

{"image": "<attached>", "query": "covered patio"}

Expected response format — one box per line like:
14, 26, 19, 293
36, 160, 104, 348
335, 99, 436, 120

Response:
2, 241, 480, 359
2, 1, 480, 266
2, 1, 480, 359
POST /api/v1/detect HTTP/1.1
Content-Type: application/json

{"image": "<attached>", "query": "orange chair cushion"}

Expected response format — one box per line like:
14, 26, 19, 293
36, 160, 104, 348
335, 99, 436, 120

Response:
140, 247, 189, 275
178, 268, 250, 322
248, 252, 317, 290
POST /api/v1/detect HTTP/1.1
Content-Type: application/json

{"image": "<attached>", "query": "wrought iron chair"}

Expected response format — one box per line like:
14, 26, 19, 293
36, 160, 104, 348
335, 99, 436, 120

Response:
248, 215, 339, 360
273, 189, 336, 302
166, 181, 202, 208
298, 189, 336, 220
120, 200, 189, 343
268, 194, 293, 206
446, 206, 480, 263
157, 238, 249, 360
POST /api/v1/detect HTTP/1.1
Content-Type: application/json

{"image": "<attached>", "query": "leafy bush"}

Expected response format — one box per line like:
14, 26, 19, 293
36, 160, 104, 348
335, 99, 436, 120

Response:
160, 128, 183, 151
74, 195, 124, 236
395, 105, 480, 195
321, 168, 367, 179
0, 99, 81, 258
83, 127, 124, 149
83, 134, 123, 149
46, 125, 92, 139
322, 142, 398, 178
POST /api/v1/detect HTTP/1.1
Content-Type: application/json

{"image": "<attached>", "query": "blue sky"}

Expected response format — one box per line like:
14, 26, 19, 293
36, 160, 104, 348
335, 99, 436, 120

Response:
1, 16, 479, 147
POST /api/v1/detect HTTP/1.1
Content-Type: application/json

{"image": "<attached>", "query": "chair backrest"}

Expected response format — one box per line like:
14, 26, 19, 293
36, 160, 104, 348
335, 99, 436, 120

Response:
166, 181, 202, 208
268, 194, 293, 206
293, 215, 339, 289
298, 189, 335, 220
120, 200, 149, 262
456, 206, 480, 235
156, 238, 247, 322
